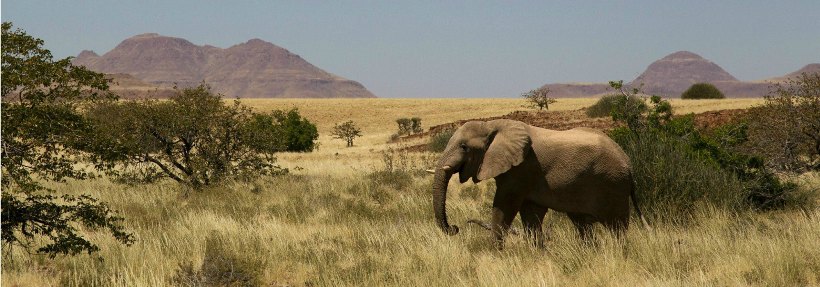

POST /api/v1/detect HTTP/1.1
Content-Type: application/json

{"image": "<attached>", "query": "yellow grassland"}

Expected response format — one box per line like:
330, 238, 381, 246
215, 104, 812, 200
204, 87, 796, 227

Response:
4, 97, 817, 287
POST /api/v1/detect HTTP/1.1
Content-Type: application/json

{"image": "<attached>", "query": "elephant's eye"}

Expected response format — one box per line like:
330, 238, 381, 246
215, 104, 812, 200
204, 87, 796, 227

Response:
460, 143, 468, 151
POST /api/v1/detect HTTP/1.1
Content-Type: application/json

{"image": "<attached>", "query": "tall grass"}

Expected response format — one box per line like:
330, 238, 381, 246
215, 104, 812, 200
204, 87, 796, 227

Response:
2, 171, 818, 286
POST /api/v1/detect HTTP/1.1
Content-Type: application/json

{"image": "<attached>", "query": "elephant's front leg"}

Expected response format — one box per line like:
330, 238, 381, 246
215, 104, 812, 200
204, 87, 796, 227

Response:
490, 192, 526, 249
520, 201, 549, 248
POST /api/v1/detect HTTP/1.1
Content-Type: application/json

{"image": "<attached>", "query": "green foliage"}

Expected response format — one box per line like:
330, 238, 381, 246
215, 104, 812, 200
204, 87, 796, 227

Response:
522, 87, 557, 110
428, 128, 455, 152
586, 94, 647, 118
1, 22, 133, 256
610, 129, 745, 219
606, 79, 809, 218
266, 108, 319, 152
681, 83, 726, 99
396, 117, 423, 136
85, 84, 288, 188
332, 120, 363, 147
743, 72, 820, 172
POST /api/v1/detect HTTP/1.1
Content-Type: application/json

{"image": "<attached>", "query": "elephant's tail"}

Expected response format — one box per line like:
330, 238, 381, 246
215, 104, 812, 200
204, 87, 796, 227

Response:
630, 179, 651, 230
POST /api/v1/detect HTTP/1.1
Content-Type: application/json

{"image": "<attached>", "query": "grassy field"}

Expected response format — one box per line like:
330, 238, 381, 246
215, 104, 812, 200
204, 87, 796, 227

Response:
5, 97, 818, 286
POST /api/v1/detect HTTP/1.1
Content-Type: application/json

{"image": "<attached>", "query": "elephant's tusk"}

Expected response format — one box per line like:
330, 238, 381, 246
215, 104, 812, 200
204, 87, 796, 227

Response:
425, 169, 436, 174
441, 165, 451, 171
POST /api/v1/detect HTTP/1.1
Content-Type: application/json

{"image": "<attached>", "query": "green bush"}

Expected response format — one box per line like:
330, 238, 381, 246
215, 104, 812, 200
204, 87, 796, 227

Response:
273, 109, 319, 152
681, 83, 725, 99
86, 84, 288, 188
428, 128, 455, 152
606, 80, 811, 220
611, 127, 745, 220
586, 94, 647, 118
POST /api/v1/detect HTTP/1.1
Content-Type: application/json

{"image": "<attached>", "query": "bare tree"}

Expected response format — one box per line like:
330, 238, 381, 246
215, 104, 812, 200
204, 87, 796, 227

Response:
522, 87, 557, 111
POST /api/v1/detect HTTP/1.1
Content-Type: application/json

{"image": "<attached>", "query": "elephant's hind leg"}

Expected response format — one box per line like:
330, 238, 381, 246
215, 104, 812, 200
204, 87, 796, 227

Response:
567, 213, 595, 243
520, 201, 548, 248
601, 215, 629, 238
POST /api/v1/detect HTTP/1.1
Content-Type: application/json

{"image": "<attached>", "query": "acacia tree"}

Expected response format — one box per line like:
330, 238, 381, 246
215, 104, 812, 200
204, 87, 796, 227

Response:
522, 87, 557, 111
332, 120, 362, 147
85, 84, 292, 187
1, 22, 134, 256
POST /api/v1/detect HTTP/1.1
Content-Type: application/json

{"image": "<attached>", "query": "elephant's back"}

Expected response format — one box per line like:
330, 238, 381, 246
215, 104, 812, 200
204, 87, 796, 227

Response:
533, 127, 631, 184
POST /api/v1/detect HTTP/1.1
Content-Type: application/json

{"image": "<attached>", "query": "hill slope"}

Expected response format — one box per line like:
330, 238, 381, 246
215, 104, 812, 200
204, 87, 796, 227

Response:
73, 33, 375, 98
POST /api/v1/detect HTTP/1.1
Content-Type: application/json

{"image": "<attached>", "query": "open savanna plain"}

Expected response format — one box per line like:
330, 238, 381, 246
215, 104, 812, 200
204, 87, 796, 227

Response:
4, 98, 819, 286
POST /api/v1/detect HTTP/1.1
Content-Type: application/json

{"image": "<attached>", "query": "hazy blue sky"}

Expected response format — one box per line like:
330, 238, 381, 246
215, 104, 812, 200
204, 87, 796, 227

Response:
3, 1, 819, 98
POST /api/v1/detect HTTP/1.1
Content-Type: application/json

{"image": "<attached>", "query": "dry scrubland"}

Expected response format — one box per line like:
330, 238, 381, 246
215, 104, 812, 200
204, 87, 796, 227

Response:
5, 98, 819, 286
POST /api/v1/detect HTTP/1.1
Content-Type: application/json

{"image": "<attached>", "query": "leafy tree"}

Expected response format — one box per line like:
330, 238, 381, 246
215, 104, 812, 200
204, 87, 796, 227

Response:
744, 72, 820, 172
681, 83, 726, 99
270, 109, 319, 152
85, 84, 288, 188
1, 22, 134, 256
332, 120, 362, 147
521, 87, 557, 111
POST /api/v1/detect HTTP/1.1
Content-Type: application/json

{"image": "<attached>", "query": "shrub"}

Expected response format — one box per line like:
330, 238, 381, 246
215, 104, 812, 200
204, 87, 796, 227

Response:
85, 84, 288, 188
586, 94, 647, 118
411, 117, 423, 134
606, 79, 811, 218
428, 128, 455, 152
610, 128, 745, 219
743, 72, 820, 172
396, 117, 424, 136
396, 118, 413, 135
681, 83, 725, 99
522, 87, 557, 110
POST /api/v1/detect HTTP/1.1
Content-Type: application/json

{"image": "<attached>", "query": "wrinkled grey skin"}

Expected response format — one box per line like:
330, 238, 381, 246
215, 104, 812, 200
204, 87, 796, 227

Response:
432, 119, 645, 248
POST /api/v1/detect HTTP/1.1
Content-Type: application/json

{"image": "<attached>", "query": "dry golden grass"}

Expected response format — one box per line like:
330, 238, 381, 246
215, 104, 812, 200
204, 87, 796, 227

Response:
3, 97, 816, 286
246, 98, 763, 176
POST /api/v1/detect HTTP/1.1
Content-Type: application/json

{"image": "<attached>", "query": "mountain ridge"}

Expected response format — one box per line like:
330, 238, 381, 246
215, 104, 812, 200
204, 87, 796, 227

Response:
541, 51, 816, 98
73, 33, 375, 98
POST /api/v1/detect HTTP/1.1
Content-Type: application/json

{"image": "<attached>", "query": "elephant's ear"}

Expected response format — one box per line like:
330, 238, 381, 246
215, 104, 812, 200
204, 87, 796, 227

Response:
477, 120, 531, 181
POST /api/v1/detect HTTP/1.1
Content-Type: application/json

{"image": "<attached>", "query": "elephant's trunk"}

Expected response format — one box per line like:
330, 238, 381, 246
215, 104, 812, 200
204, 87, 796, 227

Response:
433, 167, 459, 236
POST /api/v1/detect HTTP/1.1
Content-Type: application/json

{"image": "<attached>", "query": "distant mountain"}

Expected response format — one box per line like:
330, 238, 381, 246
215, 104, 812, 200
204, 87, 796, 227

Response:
541, 51, 817, 98
73, 33, 375, 98
766, 63, 820, 82
629, 51, 738, 96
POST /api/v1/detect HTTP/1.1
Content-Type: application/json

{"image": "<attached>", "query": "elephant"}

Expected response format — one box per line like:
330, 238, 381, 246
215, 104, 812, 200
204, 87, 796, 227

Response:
429, 119, 646, 248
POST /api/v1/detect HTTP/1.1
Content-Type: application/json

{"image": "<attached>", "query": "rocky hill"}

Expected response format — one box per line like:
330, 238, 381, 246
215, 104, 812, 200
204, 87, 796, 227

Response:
629, 51, 738, 96
541, 51, 816, 98
73, 33, 375, 98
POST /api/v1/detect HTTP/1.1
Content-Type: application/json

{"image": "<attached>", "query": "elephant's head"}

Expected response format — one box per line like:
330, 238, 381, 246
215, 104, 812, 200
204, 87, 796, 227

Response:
431, 119, 531, 235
